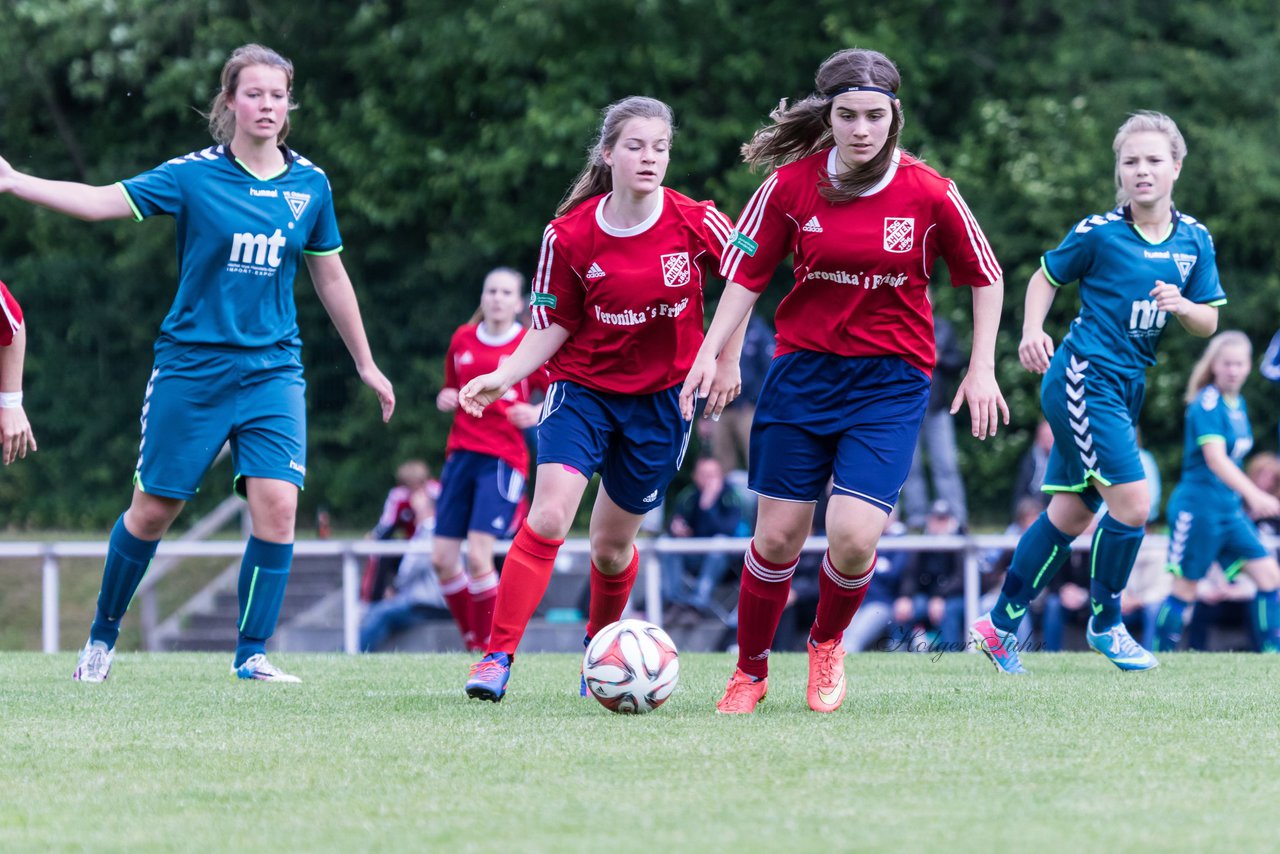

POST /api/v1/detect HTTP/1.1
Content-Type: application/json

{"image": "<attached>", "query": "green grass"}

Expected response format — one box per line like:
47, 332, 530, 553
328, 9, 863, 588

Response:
2, 652, 1277, 852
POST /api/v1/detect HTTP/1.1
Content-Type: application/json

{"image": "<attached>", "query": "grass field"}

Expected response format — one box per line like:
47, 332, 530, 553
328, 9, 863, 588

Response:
2, 651, 1277, 852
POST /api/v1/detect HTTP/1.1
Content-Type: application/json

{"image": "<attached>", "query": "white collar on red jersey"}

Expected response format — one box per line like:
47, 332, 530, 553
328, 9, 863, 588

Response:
595, 189, 665, 237
476, 321, 523, 347
826, 147, 901, 198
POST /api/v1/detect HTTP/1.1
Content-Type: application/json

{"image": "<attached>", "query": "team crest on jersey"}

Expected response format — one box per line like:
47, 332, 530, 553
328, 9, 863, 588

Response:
282, 190, 311, 221
883, 217, 914, 253
661, 252, 690, 287
1174, 253, 1197, 282
458, 351, 475, 366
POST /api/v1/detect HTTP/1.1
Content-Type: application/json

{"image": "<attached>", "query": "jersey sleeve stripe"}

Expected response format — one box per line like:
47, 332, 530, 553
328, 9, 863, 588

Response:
1039, 257, 1065, 288
945, 184, 1001, 283
703, 206, 734, 250
115, 183, 145, 222
0, 289, 20, 337
1195, 434, 1227, 446
531, 225, 557, 329
722, 173, 779, 282
302, 246, 343, 256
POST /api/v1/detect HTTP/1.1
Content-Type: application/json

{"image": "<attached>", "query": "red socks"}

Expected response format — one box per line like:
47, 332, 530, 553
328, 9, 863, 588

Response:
586, 546, 639, 638
439, 573, 473, 647
486, 522, 563, 655
736, 541, 799, 679
467, 571, 499, 651
810, 550, 874, 644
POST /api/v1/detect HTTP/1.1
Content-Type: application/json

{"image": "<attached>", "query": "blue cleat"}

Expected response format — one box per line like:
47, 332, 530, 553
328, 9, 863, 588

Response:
1086, 617, 1159, 671
969, 612, 1028, 675
579, 633, 591, 697
465, 652, 512, 702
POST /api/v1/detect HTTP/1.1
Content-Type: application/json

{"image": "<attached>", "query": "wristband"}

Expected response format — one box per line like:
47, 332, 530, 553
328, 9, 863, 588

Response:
0, 391, 22, 409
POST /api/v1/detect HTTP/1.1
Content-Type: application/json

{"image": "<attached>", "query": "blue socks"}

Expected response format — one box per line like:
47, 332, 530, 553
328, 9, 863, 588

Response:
991, 512, 1074, 634
1154, 595, 1190, 652
1088, 514, 1145, 631
1254, 589, 1280, 652
89, 515, 160, 648
234, 536, 293, 667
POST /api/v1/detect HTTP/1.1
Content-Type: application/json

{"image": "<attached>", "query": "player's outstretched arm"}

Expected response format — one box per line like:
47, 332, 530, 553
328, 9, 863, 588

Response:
0, 324, 37, 465
0, 153, 131, 221
305, 253, 395, 422
458, 324, 569, 418
951, 276, 1009, 440
1202, 440, 1280, 520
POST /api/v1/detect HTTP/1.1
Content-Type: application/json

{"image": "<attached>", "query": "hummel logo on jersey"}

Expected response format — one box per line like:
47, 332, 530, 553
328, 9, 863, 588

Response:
250, 188, 279, 198
283, 190, 311, 221
802, 216, 823, 233
643, 489, 659, 504
586, 262, 606, 280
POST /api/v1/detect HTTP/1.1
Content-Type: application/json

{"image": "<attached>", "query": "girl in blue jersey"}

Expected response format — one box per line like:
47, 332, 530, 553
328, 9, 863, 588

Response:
973, 111, 1223, 674
1155, 332, 1280, 652
0, 44, 395, 683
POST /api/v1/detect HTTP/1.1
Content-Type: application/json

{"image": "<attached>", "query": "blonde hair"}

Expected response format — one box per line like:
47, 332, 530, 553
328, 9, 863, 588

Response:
205, 44, 296, 146
742, 48, 904, 202
1113, 111, 1186, 206
1184, 330, 1251, 403
556, 97, 675, 217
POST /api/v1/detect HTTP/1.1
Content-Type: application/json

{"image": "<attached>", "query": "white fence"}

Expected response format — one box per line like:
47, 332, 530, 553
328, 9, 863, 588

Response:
0, 533, 1215, 654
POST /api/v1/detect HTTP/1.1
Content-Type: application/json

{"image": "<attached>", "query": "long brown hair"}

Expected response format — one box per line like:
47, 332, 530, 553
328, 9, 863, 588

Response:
205, 44, 296, 146
742, 48, 903, 202
556, 96, 675, 217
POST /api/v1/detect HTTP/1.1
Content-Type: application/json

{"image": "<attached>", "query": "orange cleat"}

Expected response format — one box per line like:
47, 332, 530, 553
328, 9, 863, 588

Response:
806, 635, 847, 713
715, 668, 768, 714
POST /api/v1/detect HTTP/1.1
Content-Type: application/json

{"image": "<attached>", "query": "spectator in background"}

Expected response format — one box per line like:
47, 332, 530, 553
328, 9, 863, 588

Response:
706, 314, 775, 475
359, 536, 450, 652
900, 292, 970, 530
893, 499, 966, 649
1244, 452, 1280, 538
1010, 419, 1054, 515
0, 278, 36, 465
361, 460, 436, 603
662, 457, 745, 625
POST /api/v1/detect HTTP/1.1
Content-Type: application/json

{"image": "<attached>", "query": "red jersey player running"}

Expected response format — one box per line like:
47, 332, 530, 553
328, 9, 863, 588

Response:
1, 279, 36, 465
682, 48, 1008, 714
460, 95, 740, 702
433, 267, 546, 651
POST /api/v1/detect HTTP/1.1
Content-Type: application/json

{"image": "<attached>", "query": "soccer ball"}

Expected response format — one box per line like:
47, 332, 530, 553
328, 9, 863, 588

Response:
582, 619, 679, 714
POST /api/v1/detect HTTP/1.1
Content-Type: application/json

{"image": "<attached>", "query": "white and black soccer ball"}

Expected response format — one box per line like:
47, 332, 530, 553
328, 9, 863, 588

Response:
582, 619, 679, 714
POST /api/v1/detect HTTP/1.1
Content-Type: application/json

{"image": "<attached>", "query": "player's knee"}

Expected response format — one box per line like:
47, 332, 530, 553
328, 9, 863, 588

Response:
525, 505, 573, 540
125, 496, 183, 539
751, 527, 805, 566
1249, 558, 1280, 591
588, 535, 634, 575
1108, 500, 1149, 529
826, 528, 877, 575
464, 550, 493, 577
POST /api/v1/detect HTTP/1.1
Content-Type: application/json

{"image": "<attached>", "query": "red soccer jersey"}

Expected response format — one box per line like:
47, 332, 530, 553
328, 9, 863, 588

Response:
720, 149, 1001, 376
529, 187, 734, 394
444, 322, 548, 476
0, 280, 22, 347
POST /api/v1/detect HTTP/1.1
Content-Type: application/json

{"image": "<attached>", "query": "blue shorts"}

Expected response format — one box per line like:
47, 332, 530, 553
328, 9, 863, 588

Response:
749, 351, 929, 510
1042, 345, 1146, 512
435, 450, 525, 539
135, 342, 306, 500
537, 381, 691, 515
1165, 488, 1270, 581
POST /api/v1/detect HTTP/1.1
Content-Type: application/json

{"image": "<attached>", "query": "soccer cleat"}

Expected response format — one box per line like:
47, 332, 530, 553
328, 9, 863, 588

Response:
465, 652, 512, 703
715, 668, 768, 714
969, 612, 1028, 675
73, 640, 114, 683
233, 653, 301, 683
806, 635, 847, 713
579, 633, 590, 698
1086, 617, 1159, 671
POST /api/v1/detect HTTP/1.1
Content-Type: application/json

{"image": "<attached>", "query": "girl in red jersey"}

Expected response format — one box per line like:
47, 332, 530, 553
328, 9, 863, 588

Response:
682, 48, 1009, 714
0, 279, 36, 465
433, 267, 546, 651
460, 96, 740, 702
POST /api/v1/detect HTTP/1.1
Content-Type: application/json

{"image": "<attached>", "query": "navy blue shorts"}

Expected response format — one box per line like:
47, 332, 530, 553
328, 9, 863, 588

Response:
1041, 345, 1147, 512
135, 342, 306, 500
748, 351, 929, 510
435, 450, 525, 539
536, 381, 691, 515
1165, 487, 1270, 581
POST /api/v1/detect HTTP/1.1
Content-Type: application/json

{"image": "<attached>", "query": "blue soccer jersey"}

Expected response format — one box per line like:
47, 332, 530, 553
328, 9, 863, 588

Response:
1042, 206, 1226, 374
117, 145, 342, 348
1177, 384, 1253, 509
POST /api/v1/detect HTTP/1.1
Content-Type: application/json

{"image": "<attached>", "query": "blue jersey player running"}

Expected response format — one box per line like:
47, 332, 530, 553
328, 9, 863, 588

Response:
972, 112, 1223, 674
0, 44, 395, 683
1155, 332, 1280, 652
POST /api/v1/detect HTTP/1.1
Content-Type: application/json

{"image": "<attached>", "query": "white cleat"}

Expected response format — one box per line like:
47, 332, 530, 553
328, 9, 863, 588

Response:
73, 640, 115, 683
1086, 617, 1159, 671
232, 653, 301, 683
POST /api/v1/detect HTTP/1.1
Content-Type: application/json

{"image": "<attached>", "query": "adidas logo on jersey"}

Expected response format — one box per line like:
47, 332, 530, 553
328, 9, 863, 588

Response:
802, 216, 823, 233
586, 262, 606, 279
643, 489, 659, 504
